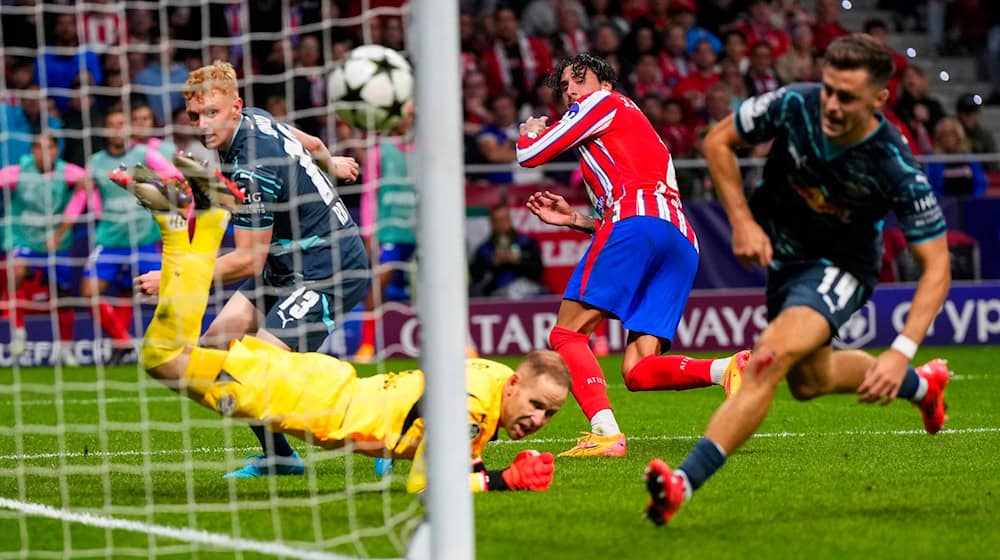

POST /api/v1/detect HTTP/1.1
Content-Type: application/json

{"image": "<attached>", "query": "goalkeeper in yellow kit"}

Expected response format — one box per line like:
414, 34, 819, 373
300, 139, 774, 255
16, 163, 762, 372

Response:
112, 159, 570, 493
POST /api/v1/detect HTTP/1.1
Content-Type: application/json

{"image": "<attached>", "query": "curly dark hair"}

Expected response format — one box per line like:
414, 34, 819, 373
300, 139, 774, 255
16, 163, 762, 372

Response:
545, 53, 617, 95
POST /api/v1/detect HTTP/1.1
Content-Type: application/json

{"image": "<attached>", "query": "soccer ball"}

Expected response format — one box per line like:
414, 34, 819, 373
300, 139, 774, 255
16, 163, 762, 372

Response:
328, 45, 414, 132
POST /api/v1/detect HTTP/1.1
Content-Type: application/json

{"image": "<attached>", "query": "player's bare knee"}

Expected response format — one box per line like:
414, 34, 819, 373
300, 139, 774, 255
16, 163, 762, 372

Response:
786, 366, 828, 401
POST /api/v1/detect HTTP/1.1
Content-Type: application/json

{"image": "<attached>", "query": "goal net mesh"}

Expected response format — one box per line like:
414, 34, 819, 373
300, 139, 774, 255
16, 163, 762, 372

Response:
0, 1, 425, 558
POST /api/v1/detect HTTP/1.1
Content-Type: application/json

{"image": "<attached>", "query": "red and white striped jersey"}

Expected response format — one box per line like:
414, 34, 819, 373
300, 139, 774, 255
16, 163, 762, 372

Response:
516, 89, 697, 251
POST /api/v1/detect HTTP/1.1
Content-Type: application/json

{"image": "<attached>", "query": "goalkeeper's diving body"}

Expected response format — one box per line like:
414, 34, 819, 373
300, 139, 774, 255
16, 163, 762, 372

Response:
124, 168, 569, 493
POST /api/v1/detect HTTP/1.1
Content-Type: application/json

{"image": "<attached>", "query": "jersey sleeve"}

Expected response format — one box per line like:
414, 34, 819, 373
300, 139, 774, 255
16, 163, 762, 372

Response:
62, 163, 88, 186
516, 89, 615, 167
0, 165, 20, 189
733, 87, 791, 144
229, 165, 279, 230
404, 440, 493, 494
884, 144, 947, 244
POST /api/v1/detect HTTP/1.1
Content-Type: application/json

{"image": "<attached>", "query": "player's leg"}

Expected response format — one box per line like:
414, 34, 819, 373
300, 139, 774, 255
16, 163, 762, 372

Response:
200, 290, 261, 350
52, 254, 79, 367
4, 252, 30, 357
81, 259, 133, 364
788, 344, 950, 434
549, 299, 621, 456
645, 305, 828, 526
140, 208, 231, 383
611, 217, 746, 394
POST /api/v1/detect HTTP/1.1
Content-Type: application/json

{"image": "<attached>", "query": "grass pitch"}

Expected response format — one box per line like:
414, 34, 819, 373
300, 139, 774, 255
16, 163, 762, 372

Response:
1, 346, 997, 559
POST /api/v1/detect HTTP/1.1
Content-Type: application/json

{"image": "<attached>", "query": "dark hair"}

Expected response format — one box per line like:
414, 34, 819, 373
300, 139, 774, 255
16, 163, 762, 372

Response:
823, 34, 894, 87
863, 18, 887, 34
546, 53, 616, 94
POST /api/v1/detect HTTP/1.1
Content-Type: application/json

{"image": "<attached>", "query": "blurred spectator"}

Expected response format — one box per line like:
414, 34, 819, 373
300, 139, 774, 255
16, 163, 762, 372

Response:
697, 0, 743, 37
719, 60, 749, 111
35, 13, 104, 115
522, 0, 589, 38
1, 85, 64, 167
955, 94, 998, 171
129, 103, 177, 159
292, 35, 327, 138
520, 76, 562, 123
733, 0, 789, 58
591, 22, 622, 59
777, 22, 816, 84
551, 2, 591, 59
265, 96, 290, 120
61, 71, 106, 167
659, 98, 696, 157
633, 0, 672, 33
380, 16, 406, 52
719, 30, 749, 74
894, 65, 946, 153
628, 53, 671, 100
171, 107, 216, 166
126, 8, 158, 46
82, 0, 124, 52
1, 0, 38, 50
864, 18, 908, 103
477, 93, 520, 184
673, 40, 721, 113
133, 42, 190, 124
585, 0, 630, 37
671, 1, 722, 56
658, 24, 692, 91
986, 4, 1000, 103
253, 39, 294, 104
480, 7, 553, 101
744, 41, 783, 96
926, 117, 987, 197
1, 58, 35, 106
463, 71, 492, 170
623, 23, 659, 69
460, 12, 487, 75
640, 94, 667, 133
811, 0, 850, 54
887, 0, 925, 33
702, 83, 734, 128
470, 205, 546, 299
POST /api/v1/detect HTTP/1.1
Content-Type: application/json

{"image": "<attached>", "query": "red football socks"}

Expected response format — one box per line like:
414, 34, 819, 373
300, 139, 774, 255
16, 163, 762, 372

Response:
624, 355, 713, 392
549, 326, 611, 419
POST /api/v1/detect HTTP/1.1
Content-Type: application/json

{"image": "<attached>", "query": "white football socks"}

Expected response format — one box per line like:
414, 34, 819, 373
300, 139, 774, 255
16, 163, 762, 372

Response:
590, 409, 621, 436
709, 357, 731, 385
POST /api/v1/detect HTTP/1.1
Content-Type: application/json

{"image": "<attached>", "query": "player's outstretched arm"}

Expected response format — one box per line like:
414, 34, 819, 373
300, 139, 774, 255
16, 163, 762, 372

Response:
704, 114, 772, 269
858, 235, 950, 404
289, 126, 359, 183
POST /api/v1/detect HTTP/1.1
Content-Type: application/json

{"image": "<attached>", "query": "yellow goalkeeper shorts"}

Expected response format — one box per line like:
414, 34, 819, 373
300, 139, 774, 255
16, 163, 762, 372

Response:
195, 336, 359, 446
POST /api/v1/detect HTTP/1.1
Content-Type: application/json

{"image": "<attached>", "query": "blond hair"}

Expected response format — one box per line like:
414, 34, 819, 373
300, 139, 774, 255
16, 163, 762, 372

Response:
183, 60, 239, 103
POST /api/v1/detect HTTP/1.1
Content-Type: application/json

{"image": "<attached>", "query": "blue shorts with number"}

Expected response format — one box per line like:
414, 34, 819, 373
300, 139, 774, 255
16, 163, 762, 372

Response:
83, 244, 161, 292
378, 242, 415, 302
563, 217, 698, 347
10, 248, 75, 292
766, 260, 875, 336
238, 275, 369, 352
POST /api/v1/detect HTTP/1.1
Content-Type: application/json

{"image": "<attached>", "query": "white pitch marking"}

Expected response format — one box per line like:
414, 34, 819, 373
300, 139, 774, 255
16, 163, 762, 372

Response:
0, 497, 392, 560
1, 396, 178, 407
2, 428, 997, 462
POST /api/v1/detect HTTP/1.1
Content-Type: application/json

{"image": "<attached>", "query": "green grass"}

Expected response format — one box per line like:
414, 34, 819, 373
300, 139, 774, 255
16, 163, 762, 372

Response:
1, 346, 998, 559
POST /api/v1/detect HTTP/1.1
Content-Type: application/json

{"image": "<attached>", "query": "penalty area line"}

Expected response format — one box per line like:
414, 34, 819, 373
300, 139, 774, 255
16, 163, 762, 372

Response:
0, 497, 396, 560
495, 426, 1000, 445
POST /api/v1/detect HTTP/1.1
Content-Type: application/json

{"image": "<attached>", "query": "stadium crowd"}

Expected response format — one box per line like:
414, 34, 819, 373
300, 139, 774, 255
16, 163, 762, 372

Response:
1, 0, 999, 364
2, 1, 998, 198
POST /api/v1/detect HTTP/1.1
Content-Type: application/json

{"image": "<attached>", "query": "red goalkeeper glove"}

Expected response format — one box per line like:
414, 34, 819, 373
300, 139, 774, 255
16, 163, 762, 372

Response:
500, 450, 555, 491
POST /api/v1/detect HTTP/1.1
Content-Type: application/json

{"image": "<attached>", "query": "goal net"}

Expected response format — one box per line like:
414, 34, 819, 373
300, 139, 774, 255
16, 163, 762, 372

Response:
0, 1, 447, 558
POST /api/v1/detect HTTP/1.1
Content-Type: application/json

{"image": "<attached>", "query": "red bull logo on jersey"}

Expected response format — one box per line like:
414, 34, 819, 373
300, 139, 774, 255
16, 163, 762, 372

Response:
791, 184, 851, 221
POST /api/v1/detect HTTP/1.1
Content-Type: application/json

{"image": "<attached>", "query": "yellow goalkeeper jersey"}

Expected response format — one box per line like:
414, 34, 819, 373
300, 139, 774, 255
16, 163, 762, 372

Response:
194, 336, 512, 492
